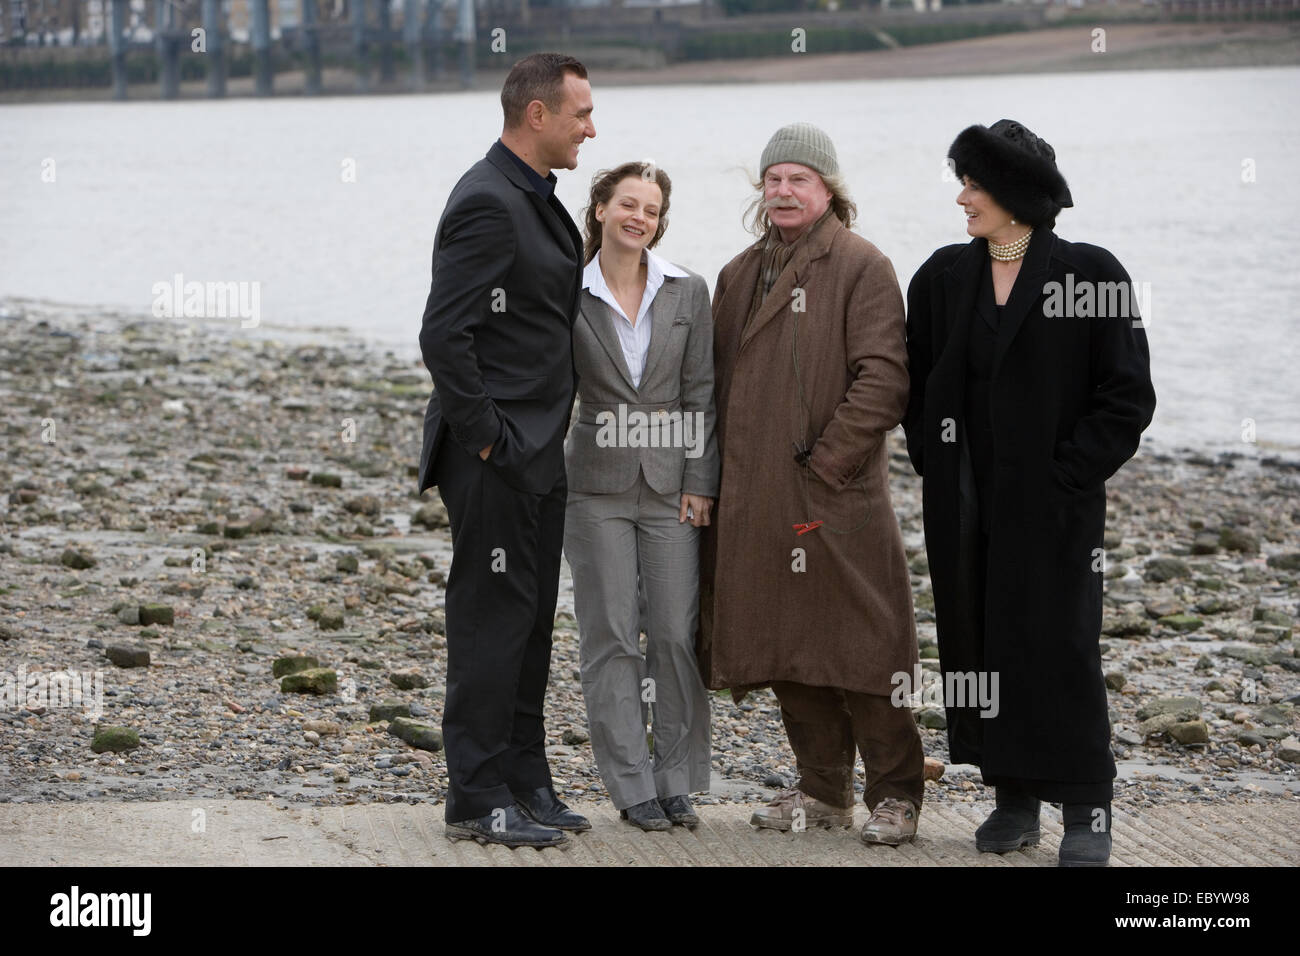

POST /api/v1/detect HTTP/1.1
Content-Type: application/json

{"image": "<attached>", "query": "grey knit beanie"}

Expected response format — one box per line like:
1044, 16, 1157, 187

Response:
760, 123, 839, 179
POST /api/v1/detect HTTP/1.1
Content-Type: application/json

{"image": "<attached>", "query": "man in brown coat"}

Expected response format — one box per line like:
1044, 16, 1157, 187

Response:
699, 123, 924, 845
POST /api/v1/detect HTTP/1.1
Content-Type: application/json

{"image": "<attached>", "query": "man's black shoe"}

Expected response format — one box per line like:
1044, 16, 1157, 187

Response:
658, 794, 700, 829
513, 786, 592, 832
445, 804, 570, 849
620, 798, 672, 831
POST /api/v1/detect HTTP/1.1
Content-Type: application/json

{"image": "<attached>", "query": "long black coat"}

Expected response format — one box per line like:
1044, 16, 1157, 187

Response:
902, 228, 1155, 785
417, 140, 583, 495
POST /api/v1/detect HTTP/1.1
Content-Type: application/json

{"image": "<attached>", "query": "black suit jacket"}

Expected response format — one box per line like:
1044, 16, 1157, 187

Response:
418, 141, 583, 494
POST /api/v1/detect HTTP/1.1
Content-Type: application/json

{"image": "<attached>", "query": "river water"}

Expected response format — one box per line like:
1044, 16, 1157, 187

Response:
3, 66, 1298, 454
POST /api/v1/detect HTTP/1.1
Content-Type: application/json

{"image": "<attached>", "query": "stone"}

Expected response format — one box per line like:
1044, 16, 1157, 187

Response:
92, 726, 140, 753
1168, 719, 1210, 745
1158, 614, 1203, 633
1145, 599, 1183, 619
562, 728, 590, 745
1218, 527, 1259, 554
335, 553, 359, 574
389, 669, 429, 690
1275, 737, 1300, 763
345, 495, 382, 517
922, 756, 945, 782
272, 656, 320, 678
1255, 703, 1294, 727
1104, 671, 1126, 691
388, 716, 443, 752
60, 547, 96, 570
310, 472, 343, 488
280, 668, 338, 694
1266, 552, 1300, 572
1103, 613, 1151, 638
917, 708, 947, 730
369, 700, 410, 722
1138, 713, 1180, 737
1252, 625, 1291, 644
427, 609, 446, 636
1221, 645, 1271, 666
1190, 532, 1220, 555
1144, 557, 1190, 583
248, 510, 276, 534
105, 645, 150, 668
318, 607, 345, 631
412, 502, 450, 530
116, 605, 140, 625
1194, 596, 1232, 615
1252, 607, 1292, 627
139, 604, 174, 626
303, 720, 342, 736
1136, 696, 1201, 722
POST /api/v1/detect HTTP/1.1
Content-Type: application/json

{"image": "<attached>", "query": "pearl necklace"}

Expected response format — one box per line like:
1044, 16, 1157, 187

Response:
988, 228, 1032, 261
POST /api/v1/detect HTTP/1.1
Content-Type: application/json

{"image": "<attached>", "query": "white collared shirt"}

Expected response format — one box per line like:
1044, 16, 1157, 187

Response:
583, 246, 689, 389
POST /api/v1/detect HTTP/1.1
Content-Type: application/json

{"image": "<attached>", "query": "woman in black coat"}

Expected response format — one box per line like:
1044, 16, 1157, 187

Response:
903, 120, 1156, 866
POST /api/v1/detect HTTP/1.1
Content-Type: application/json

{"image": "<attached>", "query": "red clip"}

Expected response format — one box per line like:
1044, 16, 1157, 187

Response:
793, 521, 823, 536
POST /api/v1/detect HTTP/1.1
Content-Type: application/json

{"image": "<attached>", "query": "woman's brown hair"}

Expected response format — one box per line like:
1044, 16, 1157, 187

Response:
581, 162, 672, 265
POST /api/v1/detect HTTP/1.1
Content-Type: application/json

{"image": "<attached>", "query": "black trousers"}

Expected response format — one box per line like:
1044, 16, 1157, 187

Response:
434, 440, 566, 822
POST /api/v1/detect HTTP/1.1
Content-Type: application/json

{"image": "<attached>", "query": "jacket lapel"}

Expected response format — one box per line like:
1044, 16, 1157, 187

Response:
638, 281, 680, 389
486, 143, 581, 267
579, 291, 636, 391
941, 239, 983, 359
992, 227, 1053, 379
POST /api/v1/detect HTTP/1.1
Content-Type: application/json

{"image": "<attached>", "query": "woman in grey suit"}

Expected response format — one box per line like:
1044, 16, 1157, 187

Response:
564, 161, 720, 831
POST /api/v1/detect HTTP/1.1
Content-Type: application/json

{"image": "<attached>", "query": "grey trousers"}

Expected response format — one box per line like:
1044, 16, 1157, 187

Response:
564, 469, 712, 809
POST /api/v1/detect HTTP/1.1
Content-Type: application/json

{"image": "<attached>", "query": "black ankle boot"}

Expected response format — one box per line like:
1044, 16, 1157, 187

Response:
975, 785, 1041, 853
1059, 802, 1112, 866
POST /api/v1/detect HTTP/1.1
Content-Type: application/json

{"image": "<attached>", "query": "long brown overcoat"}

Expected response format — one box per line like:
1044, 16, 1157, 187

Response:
697, 211, 918, 697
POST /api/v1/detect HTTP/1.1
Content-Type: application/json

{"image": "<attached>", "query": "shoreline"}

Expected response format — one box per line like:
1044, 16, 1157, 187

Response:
1, 298, 1297, 814
7, 293, 1299, 464
2, 22, 1297, 106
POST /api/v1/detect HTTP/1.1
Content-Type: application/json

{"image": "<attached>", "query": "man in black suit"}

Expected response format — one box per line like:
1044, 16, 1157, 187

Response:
417, 53, 595, 848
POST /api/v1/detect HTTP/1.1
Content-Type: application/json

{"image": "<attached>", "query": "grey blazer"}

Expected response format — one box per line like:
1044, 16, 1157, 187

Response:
565, 266, 720, 497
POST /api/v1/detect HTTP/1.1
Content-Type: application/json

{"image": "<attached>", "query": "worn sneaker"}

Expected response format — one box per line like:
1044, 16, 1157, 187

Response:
750, 788, 854, 831
860, 797, 919, 846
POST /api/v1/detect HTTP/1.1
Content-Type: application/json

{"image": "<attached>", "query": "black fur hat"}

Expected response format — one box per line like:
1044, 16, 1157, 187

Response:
948, 119, 1073, 228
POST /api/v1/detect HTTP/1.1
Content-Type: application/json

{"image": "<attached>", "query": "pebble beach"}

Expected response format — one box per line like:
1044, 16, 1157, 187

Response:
1, 297, 1297, 829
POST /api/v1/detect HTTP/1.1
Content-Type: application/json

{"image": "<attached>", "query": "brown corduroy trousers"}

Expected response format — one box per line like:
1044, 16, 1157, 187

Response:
770, 681, 925, 812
